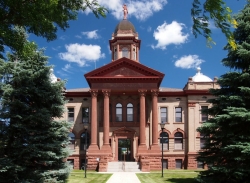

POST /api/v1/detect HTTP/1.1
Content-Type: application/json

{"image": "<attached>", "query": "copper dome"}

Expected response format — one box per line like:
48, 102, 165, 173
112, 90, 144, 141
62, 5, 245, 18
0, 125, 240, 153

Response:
114, 20, 136, 34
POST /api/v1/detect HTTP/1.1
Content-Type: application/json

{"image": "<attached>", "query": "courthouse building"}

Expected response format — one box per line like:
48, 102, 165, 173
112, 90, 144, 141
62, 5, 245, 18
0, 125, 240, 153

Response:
64, 19, 219, 171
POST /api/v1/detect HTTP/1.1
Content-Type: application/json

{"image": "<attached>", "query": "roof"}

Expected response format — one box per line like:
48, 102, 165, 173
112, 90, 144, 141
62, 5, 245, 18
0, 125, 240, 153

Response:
192, 67, 212, 82
114, 20, 136, 34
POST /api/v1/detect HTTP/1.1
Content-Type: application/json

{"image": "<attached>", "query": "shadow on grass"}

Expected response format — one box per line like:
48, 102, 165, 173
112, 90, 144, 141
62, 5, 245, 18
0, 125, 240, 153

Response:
165, 178, 198, 183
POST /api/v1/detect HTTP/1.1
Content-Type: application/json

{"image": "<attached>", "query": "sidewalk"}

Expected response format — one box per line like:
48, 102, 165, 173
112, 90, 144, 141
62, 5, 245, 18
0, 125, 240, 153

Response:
105, 172, 141, 183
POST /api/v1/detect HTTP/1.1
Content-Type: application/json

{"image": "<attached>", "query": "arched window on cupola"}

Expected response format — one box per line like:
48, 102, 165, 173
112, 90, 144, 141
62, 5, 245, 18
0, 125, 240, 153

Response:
122, 47, 129, 58
114, 48, 117, 60
133, 48, 136, 60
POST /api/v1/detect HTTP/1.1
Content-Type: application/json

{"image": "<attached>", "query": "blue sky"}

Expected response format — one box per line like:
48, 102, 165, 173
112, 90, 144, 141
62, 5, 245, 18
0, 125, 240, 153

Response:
29, 0, 247, 90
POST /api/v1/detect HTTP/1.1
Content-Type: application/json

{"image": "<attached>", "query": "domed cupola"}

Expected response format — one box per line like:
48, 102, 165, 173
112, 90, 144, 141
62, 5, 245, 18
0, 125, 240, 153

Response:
109, 5, 141, 62
192, 67, 213, 82
114, 20, 136, 35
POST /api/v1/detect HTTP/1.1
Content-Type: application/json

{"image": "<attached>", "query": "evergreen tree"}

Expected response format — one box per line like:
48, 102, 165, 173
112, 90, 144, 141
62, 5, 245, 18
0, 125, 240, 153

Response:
0, 38, 71, 183
197, 2, 250, 183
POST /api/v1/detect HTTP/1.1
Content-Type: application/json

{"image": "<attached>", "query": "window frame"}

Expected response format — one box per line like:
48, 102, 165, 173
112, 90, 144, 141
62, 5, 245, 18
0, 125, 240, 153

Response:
175, 107, 182, 122
121, 47, 129, 58
67, 107, 74, 122
80, 132, 90, 151
126, 103, 133, 122
116, 103, 123, 122
160, 107, 168, 123
68, 132, 75, 150
159, 132, 169, 151
201, 106, 209, 122
174, 132, 183, 150
82, 107, 89, 123
175, 159, 182, 169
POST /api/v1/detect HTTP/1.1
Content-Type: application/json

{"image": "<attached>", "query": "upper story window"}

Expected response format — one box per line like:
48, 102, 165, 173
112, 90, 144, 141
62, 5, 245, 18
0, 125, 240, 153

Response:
114, 48, 117, 60
159, 132, 169, 151
82, 107, 89, 123
201, 106, 208, 122
127, 103, 133, 122
68, 132, 75, 150
174, 132, 183, 150
122, 47, 129, 58
116, 103, 122, 122
160, 107, 167, 123
133, 48, 136, 60
68, 108, 74, 122
175, 107, 182, 122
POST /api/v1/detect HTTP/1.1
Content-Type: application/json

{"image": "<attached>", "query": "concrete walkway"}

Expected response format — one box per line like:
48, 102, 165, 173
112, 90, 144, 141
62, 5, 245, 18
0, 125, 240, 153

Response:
105, 172, 141, 183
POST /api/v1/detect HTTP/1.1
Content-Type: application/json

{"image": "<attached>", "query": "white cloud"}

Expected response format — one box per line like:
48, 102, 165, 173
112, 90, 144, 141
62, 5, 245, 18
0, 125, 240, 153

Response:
83, 0, 167, 21
82, 30, 99, 39
59, 35, 67, 40
62, 64, 72, 73
75, 35, 82, 39
174, 55, 204, 69
58, 43, 105, 67
152, 21, 189, 50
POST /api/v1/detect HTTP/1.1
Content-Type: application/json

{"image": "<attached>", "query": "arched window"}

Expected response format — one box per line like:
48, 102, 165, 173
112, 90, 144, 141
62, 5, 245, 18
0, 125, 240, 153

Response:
174, 132, 183, 150
159, 132, 169, 151
122, 47, 129, 58
133, 48, 136, 60
116, 103, 122, 122
114, 48, 117, 60
80, 132, 90, 151
127, 103, 133, 122
68, 132, 75, 150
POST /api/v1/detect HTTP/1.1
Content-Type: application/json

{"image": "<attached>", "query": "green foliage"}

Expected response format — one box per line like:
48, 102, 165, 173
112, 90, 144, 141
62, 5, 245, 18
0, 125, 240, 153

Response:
197, 2, 250, 183
0, 39, 72, 183
0, 0, 107, 59
191, 0, 239, 49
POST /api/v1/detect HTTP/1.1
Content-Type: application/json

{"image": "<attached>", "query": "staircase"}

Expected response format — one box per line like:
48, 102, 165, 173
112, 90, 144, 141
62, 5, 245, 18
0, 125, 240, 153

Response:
107, 162, 141, 172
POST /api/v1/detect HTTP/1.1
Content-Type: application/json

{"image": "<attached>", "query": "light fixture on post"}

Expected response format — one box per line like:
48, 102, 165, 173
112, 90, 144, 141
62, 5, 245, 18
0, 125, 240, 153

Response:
83, 122, 89, 178
160, 122, 166, 177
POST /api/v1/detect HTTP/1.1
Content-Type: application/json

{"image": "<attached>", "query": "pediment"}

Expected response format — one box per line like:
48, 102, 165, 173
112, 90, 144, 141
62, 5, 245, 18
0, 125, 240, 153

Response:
85, 57, 164, 78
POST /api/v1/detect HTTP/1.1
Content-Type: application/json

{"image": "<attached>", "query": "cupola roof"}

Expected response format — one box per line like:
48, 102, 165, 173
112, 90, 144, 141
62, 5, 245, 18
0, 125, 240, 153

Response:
114, 20, 136, 34
192, 67, 212, 82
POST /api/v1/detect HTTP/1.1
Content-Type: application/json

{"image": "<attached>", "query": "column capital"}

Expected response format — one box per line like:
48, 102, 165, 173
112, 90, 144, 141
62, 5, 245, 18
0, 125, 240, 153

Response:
102, 89, 111, 98
151, 89, 159, 96
89, 89, 98, 97
138, 89, 147, 96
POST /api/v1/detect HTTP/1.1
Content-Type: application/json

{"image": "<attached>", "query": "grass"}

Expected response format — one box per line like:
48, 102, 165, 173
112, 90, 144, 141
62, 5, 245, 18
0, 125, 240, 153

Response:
67, 169, 201, 183
137, 170, 200, 183
67, 170, 112, 183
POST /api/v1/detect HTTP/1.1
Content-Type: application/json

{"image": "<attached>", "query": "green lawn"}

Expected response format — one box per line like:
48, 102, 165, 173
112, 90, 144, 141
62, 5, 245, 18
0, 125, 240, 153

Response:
67, 170, 112, 183
67, 169, 200, 183
137, 170, 200, 183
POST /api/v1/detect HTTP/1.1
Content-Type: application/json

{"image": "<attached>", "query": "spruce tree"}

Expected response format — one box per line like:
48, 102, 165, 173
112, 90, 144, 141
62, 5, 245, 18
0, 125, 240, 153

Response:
0, 39, 71, 183
197, 2, 250, 183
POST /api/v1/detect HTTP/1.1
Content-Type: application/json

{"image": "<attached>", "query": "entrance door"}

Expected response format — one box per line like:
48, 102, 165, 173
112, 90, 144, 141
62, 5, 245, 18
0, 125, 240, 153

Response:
118, 139, 132, 161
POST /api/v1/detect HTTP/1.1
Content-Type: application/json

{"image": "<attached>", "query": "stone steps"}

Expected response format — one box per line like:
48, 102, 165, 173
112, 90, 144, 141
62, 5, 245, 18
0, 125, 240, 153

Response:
107, 162, 141, 172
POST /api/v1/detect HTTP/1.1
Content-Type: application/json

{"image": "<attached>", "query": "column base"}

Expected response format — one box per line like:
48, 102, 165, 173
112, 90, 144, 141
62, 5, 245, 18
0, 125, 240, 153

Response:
100, 144, 112, 153
88, 144, 99, 151
137, 144, 148, 154
150, 144, 161, 152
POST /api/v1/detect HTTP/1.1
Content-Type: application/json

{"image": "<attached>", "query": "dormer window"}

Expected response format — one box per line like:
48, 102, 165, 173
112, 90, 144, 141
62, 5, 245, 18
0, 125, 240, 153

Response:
122, 47, 129, 58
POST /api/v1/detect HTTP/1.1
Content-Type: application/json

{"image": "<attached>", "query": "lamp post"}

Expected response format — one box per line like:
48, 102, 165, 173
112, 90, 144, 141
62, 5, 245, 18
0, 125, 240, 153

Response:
160, 123, 166, 177
83, 122, 89, 178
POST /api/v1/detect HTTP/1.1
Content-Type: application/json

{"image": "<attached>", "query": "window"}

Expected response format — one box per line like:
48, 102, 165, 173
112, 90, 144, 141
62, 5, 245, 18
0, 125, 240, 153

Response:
114, 48, 117, 60
201, 106, 208, 122
175, 159, 182, 169
68, 108, 74, 122
133, 48, 136, 60
80, 132, 90, 150
122, 47, 129, 58
197, 161, 204, 169
163, 159, 168, 169
68, 132, 75, 150
82, 107, 89, 123
116, 103, 122, 122
200, 133, 206, 149
175, 107, 182, 122
127, 103, 133, 121
174, 132, 183, 150
159, 132, 169, 150
160, 107, 167, 123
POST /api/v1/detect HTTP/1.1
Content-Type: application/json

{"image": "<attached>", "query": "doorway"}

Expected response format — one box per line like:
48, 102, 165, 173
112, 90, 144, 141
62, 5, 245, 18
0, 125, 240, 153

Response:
118, 139, 132, 161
